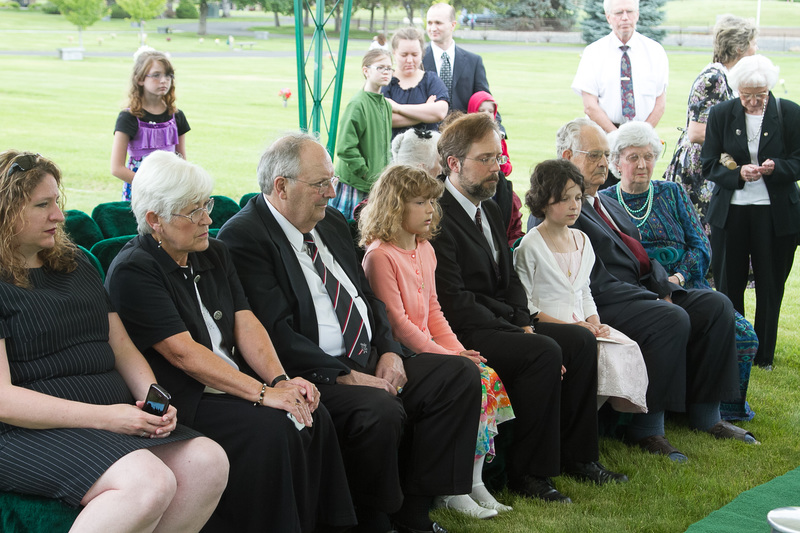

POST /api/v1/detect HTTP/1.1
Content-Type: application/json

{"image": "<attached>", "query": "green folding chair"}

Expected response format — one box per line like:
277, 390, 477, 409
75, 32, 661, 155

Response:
0, 491, 78, 533
90, 235, 135, 275
91, 202, 138, 239
64, 210, 104, 250
209, 195, 240, 230
239, 192, 258, 208
77, 245, 105, 282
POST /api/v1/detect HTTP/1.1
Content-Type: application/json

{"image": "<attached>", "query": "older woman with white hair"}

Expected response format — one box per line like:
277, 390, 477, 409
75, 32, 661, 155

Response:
701, 54, 800, 370
104, 150, 356, 532
601, 122, 759, 422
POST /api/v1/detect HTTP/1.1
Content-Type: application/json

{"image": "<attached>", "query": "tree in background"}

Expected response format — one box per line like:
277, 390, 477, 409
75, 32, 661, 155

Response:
116, 0, 167, 44
580, 0, 665, 43
235, 0, 292, 27
501, 0, 577, 31
52, 0, 109, 47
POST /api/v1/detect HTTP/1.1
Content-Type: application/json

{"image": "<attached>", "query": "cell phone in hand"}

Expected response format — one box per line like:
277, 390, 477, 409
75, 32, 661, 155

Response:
142, 383, 171, 416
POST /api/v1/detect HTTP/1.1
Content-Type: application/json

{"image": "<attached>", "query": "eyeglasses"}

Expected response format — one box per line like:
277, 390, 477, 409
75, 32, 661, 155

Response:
624, 152, 657, 164
739, 91, 768, 103
288, 176, 340, 194
6, 153, 38, 178
574, 149, 610, 162
171, 198, 215, 224
145, 73, 174, 81
370, 65, 395, 74
464, 155, 509, 167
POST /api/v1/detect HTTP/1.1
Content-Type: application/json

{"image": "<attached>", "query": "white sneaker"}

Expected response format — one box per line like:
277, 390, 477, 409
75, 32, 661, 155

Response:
470, 484, 513, 512
433, 494, 498, 519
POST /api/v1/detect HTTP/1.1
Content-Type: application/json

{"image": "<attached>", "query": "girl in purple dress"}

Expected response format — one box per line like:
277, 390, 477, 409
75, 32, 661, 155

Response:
111, 48, 190, 201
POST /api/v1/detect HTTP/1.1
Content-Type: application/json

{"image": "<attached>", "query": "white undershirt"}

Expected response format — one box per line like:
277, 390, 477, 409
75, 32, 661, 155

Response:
732, 113, 770, 205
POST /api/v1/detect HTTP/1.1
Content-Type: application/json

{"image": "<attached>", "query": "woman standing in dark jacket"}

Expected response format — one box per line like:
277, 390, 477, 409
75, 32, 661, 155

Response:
701, 54, 800, 369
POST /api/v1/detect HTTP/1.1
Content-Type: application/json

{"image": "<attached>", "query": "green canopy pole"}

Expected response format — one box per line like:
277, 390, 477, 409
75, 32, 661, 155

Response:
311, 0, 325, 135
293, 0, 307, 130
327, 0, 353, 155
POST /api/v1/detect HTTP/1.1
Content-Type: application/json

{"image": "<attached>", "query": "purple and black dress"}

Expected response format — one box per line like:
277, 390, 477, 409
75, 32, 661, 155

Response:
114, 109, 190, 201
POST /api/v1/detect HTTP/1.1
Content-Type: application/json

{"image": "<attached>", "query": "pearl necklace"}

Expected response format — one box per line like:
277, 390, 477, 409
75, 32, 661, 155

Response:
616, 183, 653, 228
746, 99, 767, 143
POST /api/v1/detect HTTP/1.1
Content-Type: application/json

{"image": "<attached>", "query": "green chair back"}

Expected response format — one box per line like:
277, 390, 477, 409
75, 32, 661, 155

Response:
91, 202, 138, 239
77, 245, 105, 282
90, 235, 135, 275
209, 195, 240, 230
0, 491, 78, 533
239, 192, 258, 208
64, 209, 104, 250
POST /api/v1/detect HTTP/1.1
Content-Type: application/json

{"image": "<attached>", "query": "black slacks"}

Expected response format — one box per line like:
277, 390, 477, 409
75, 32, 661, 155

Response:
461, 322, 599, 479
598, 288, 740, 413
317, 351, 480, 514
711, 204, 797, 366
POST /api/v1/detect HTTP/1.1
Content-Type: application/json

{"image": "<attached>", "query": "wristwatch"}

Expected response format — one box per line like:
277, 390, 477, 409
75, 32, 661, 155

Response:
270, 374, 290, 387
674, 273, 686, 287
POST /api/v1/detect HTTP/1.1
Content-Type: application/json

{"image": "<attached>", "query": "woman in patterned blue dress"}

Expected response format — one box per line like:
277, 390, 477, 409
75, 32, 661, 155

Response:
603, 124, 758, 422
664, 15, 757, 233
0, 150, 228, 532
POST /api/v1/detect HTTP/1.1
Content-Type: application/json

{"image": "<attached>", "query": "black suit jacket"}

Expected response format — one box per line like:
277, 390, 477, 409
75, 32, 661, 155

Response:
570, 195, 681, 307
432, 189, 531, 337
423, 44, 490, 114
701, 94, 800, 236
217, 195, 403, 385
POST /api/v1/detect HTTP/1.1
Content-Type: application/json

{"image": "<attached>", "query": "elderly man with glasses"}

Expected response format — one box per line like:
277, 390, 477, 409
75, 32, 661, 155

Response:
432, 112, 626, 505
218, 132, 482, 533
553, 117, 753, 463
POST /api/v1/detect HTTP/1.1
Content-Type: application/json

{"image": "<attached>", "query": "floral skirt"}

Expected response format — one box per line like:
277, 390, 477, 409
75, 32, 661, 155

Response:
476, 363, 514, 461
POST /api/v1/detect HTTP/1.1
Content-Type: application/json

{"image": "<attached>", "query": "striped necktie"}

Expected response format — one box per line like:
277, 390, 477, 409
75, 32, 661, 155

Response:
620, 45, 635, 121
303, 233, 370, 366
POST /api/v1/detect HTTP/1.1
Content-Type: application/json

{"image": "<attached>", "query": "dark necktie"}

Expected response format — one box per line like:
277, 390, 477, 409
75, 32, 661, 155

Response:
440, 52, 453, 96
474, 206, 500, 277
593, 197, 650, 275
620, 45, 635, 121
475, 206, 483, 232
303, 233, 370, 366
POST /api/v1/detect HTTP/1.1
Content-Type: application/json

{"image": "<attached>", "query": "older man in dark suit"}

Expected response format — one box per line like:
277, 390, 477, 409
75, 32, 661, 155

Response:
423, 3, 491, 115
432, 112, 626, 505
218, 133, 480, 533
555, 118, 749, 461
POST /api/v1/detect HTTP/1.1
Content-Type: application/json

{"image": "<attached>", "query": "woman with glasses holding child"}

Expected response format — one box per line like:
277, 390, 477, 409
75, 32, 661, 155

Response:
701, 55, 800, 370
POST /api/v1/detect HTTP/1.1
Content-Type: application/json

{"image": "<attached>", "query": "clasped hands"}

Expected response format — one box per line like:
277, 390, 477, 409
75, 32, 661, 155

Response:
740, 159, 775, 182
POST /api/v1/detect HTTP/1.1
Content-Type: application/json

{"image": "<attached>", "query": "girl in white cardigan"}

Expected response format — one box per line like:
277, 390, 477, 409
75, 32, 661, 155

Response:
514, 159, 648, 413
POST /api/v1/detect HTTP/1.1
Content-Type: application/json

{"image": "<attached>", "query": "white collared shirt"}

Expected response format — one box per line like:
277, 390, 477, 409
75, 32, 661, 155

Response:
571, 31, 669, 124
445, 177, 499, 263
586, 192, 623, 232
265, 195, 372, 356
429, 42, 456, 78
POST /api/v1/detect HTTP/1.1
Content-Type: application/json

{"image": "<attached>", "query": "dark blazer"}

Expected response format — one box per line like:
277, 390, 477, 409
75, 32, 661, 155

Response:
217, 195, 403, 385
106, 236, 248, 426
423, 44, 490, 114
432, 189, 531, 336
570, 195, 681, 307
701, 94, 800, 236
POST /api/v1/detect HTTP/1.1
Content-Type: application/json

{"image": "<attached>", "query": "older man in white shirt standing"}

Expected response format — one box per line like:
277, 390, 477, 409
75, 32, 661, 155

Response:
572, 0, 668, 134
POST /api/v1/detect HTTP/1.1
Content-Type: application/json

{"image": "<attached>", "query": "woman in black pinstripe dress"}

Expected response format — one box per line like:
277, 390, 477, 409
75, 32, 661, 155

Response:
0, 151, 229, 532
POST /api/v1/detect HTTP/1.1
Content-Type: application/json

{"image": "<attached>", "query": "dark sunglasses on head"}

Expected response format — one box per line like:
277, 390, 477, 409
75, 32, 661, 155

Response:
6, 154, 39, 178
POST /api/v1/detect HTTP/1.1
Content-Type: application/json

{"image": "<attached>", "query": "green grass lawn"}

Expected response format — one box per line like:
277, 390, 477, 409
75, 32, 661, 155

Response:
2, 6, 800, 532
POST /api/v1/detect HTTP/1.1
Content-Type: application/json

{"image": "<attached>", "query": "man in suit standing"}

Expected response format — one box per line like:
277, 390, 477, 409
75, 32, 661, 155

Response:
423, 3, 491, 115
432, 112, 627, 504
218, 133, 480, 533
556, 117, 748, 461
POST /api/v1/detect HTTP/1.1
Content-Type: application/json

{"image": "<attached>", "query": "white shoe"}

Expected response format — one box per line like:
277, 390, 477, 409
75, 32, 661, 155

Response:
470, 484, 513, 512
434, 494, 498, 519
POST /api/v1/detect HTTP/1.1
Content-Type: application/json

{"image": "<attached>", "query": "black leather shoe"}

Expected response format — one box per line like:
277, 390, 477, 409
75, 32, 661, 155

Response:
562, 461, 629, 485
394, 521, 447, 533
508, 475, 572, 503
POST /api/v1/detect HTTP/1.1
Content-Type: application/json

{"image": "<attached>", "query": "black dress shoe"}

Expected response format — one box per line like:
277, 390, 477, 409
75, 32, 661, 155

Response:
394, 521, 447, 533
562, 461, 629, 485
508, 475, 572, 503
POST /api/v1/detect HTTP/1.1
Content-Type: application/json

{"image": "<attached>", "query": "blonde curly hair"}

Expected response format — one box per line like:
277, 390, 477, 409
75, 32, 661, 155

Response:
359, 164, 444, 247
